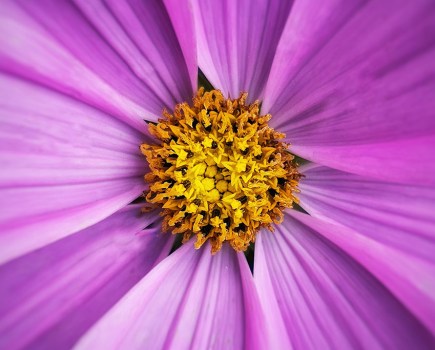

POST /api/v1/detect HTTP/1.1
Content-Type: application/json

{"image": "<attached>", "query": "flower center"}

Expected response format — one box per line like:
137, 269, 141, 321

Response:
141, 89, 301, 253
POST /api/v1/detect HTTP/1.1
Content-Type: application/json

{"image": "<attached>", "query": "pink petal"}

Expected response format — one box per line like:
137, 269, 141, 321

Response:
76, 243, 268, 349
263, 0, 435, 184
0, 0, 196, 131
299, 164, 435, 262
292, 136, 435, 185
163, 0, 198, 91
255, 213, 435, 349
191, 0, 292, 99
297, 164, 435, 335
0, 205, 173, 350
0, 74, 147, 264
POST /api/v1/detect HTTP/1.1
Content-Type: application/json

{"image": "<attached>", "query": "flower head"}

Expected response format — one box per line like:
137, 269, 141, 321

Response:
141, 88, 301, 252
1, 0, 435, 349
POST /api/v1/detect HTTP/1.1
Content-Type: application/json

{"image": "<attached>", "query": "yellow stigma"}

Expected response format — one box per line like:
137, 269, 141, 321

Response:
141, 88, 301, 253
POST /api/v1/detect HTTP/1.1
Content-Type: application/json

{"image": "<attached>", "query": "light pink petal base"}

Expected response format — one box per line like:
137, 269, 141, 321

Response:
255, 213, 435, 349
0, 206, 173, 350
76, 243, 268, 350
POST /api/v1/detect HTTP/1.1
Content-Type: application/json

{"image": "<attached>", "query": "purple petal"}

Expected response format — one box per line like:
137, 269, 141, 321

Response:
255, 213, 435, 349
163, 0, 198, 90
297, 164, 435, 334
0, 205, 173, 350
263, 1, 435, 184
191, 0, 293, 99
0, 74, 147, 264
0, 0, 196, 130
76, 243, 268, 349
292, 136, 435, 185
299, 164, 435, 261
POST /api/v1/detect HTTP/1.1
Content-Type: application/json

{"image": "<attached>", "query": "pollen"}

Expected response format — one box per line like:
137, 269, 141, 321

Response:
141, 89, 301, 253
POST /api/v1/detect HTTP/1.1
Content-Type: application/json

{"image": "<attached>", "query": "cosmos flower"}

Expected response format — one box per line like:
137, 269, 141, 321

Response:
1, 0, 435, 349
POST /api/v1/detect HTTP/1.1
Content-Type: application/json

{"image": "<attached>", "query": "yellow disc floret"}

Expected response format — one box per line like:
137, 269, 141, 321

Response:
141, 88, 301, 253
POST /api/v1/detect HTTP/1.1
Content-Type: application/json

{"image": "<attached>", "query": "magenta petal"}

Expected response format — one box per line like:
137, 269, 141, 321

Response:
0, 75, 147, 264
191, 0, 293, 99
0, 205, 173, 350
76, 243, 267, 349
299, 164, 435, 261
297, 165, 435, 334
263, 1, 435, 184
255, 214, 435, 349
163, 0, 198, 91
0, 0, 196, 130
292, 135, 435, 185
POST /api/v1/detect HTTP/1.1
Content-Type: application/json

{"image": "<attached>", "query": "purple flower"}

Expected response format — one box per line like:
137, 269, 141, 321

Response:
1, 0, 435, 349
